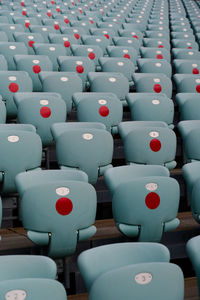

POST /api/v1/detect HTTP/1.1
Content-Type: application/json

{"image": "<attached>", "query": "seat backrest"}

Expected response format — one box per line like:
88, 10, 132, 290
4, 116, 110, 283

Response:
113, 176, 180, 241
78, 242, 170, 291
48, 33, 80, 55
173, 59, 200, 74
174, 74, 200, 93
142, 38, 170, 50
187, 235, 200, 295
13, 32, 45, 54
0, 24, 25, 41
71, 44, 103, 67
107, 45, 138, 66
176, 93, 200, 120
0, 42, 28, 70
172, 48, 200, 60
81, 35, 110, 54
21, 180, 96, 257
113, 36, 140, 52
0, 278, 67, 300
89, 263, 184, 300
137, 58, 172, 78
140, 47, 170, 62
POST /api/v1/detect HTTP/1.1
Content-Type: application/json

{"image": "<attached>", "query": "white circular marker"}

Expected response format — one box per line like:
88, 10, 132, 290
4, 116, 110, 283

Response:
87, 48, 93, 52
98, 99, 107, 105
145, 182, 158, 191
56, 187, 70, 196
152, 99, 160, 105
63, 37, 69, 41
158, 33, 163, 36
9, 45, 16, 50
135, 273, 152, 285
40, 100, 49, 105
33, 60, 39, 64
96, 39, 101, 42
155, 63, 162, 67
149, 131, 159, 137
189, 52, 194, 55
154, 78, 160, 83
6, 290, 26, 300
9, 76, 16, 81
28, 35, 34, 40
196, 79, 200, 83
109, 77, 116, 82
42, 28, 47, 31
61, 77, 68, 82
83, 133, 93, 140
76, 61, 83, 65
192, 64, 198, 67
103, 30, 108, 34
123, 49, 128, 53
10, 26, 15, 30
8, 136, 19, 143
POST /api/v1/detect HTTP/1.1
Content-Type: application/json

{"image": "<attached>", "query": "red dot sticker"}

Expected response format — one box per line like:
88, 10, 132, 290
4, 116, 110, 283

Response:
145, 192, 160, 209
40, 106, 51, 118
158, 45, 163, 48
21, 2, 24, 6
104, 34, 109, 39
64, 18, 69, 24
99, 105, 109, 117
54, 24, 60, 30
88, 52, 95, 60
51, 1, 55, 4
188, 46, 192, 49
74, 33, 80, 39
196, 85, 200, 93
33, 65, 41, 74
123, 54, 130, 59
28, 40, 34, 47
153, 84, 162, 93
64, 41, 70, 48
133, 35, 138, 39
22, 10, 26, 16
9, 82, 19, 93
47, 12, 51, 17
25, 22, 30, 28
193, 68, 199, 74
56, 197, 73, 215
90, 20, 94, 24
76, 65, 84, 73
56, 8, 60, 12
150, 138, 161, 152
156, 54, 163, 59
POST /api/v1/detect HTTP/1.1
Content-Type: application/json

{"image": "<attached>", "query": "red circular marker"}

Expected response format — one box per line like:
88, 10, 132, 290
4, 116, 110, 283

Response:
22, 10, 26, 16
133, 34, 138, 39
28, 40, 34, 47
47, 12, 52, 17
25, 22, 30, 28
9, 83, 19, 93
51, 1, 55, 4
156, 54, 163, 59
33, 65, 41, 74
72, 1, 75, 5
150, 138, 161, 152
88, 52, 95, 60
158, 45, 163, 48
56, 8, 61, 12
64, 41, 70, 48
79, 9, 82, 13
193, 68, 199, 74
145, 192, 160, 209
56, 197, 73, 215
196, 84, 200, 93
54, 24, 60, 30
64, 18, 69, 24
99, 105, 109, 117
104, 34, 109, 39
90, 20, 94, 24
76, 65, 84, 73
74, 33, 80, 39
40, 106, 51, 118
188, 46, 192, 49
123, 54, 130, 59
153, 84, 162, 93
21, 2, 24, 6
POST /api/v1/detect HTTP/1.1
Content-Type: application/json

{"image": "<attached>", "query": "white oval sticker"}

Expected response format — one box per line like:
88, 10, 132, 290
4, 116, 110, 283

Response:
145, 183, 158, 191
154, 78, 160, 83
98, 99, 107, 105
5, 290, 27, 300
61, 77, 68, 82
149, 131, 159, 138
8, 136, 19, 143
40, 100, 49, 105
109, 77, 116, 82
83, 133, 93, 140
56, 187, 70, 196
135, 273, 152, 285
9, 76, 16, 81
152, 99, 160, 105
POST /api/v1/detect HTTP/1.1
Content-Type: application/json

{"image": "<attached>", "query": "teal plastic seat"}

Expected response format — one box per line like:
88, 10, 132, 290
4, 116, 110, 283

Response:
71, 20, 96, 34
0, 255, 57, 280
88, 72, 129, 106
0, 278, 67, 300
60, 27, 86, 39
0, 23, 25, 41
13, 16, 39, 31
176, 93, 200, 120
107, 46, 138, 66
171, 31, 195, 40
174, 74, 200, 93
172, 48, 200, 60
137, 58, 172, 78
58, 56, 95, 90
173, 59, 200, 74
140, 47, 171, 62
39, 71, 83, 113
99, 57, 135, 82
171, 39, 198, 49
143, 38, 170, 50
29, 25, 56, 42
178, 120, 200, 162
0, 55, 7, 71
33, 43, 67, 71
72, 92, 123, 134
132, 73, 172, 98
187, 236, 200, 296
113, 36, 140, 53
90, 27, 115, 42
112, 176, 179, 241
78, 242, 170, 291
145, 30, 170, 41
14, 55, 53, 92
118, 29, 143, 43
104, 165, 170, 196
126, 93, 174, 127
13, 32, 45, 55
48, 33, 80, 56
17, 178, 96, 257
0, 71, 32, 117
0, 124, 42, 194
97, 21, 120, 34
41, 18, 63, 32
51, 122, 113, 184
0, 42, 28, 70
88, 263, 184, 300
81, 35, 110, 54
119, 121, 177, 169
14, 92, 66, 147
70, 44, 103, 69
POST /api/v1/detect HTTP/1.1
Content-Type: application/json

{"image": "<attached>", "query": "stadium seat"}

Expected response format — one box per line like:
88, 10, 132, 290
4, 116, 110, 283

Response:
172, 48, 200, 60
174, 74, 200, 93
143, 38, 170, 50
51, 122, 113, 184
126, 93, 174, 127
187, 236, 200, 296
13, 32, 45, 55
176, 93, 200, 120
0, 42, 28, 70
173, 59, 200, 74
137, 58, 172, 77
113, 36, 140, 53
81, 35, 110, 54
0, 24, 25, 41
0, 55, 7, 71
78, 242, 170, 291
13, 16, 39, 31
171, 39, 198, 49
39, 71, 83, 113
107, 46, 138, 66
118, 121, 177, 169
14, 92, 67, 147
29, 25, 57, 43
72, 92, 123, 134
140, 47, 171, 62
132, 73, 172, 98
48, 33, 80, 56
